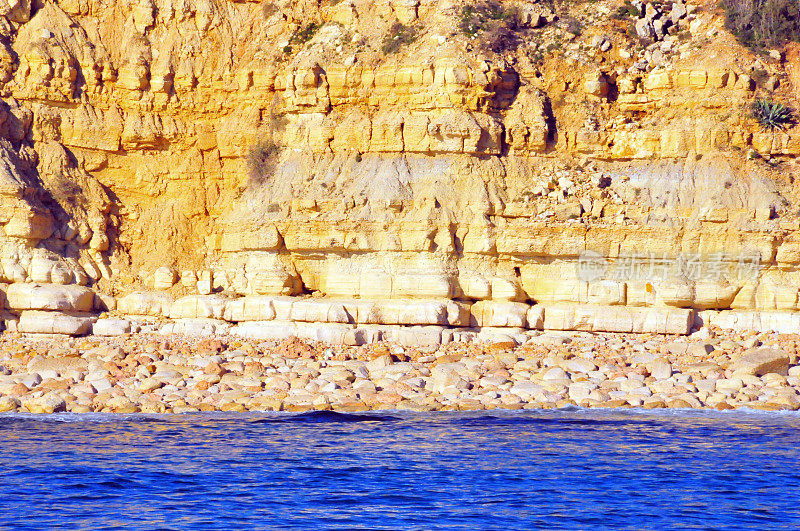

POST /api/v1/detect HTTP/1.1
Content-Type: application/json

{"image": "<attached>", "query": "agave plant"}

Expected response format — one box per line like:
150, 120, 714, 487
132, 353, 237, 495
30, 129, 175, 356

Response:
751, 99, 795, 130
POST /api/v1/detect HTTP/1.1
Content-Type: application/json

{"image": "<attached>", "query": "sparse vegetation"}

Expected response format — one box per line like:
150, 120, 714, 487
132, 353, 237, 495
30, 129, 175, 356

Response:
261, 2, 278, 18
50, 177, 86, 210
246, 141, 280, 187
751, 99, 795, 129
293, 22, 320, 45
722, 0, 800, 50
560, 16, 584, 36
381, 22, 419, 54
613, 0, 640, 19
458, 1, 522, 53
459, 1, 513, 37
284, 22, 321, 54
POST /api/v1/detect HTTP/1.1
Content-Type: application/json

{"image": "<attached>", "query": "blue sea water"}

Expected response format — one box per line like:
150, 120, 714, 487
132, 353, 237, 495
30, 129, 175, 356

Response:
1, 409, 799, 530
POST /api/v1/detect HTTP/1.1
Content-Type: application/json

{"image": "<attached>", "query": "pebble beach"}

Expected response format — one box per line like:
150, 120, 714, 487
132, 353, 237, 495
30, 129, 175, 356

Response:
1, 327, 799, 414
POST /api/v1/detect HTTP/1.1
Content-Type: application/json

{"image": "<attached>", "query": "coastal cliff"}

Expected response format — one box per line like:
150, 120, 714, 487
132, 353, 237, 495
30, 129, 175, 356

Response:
0, 0, 799, 342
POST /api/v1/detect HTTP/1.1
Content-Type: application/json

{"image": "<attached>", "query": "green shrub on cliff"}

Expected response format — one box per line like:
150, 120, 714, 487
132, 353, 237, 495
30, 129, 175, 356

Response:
751, 99, 795, 129
613, 0, 640, 19
381, 22, 419, 54
722, 0, 800, 50
284, 22, 321, 54
458, 1, 522, 53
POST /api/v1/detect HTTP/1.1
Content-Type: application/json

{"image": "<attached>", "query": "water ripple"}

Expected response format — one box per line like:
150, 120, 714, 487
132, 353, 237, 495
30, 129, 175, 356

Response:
0, 409, 799, 528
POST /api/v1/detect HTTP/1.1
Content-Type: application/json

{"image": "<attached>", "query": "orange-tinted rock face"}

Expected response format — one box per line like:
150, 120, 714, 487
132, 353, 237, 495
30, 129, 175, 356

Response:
0, 0, 797, 329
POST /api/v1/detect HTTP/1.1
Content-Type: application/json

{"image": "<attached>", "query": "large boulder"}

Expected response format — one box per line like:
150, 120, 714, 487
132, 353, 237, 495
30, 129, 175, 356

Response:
6, 283, 94, 312
732, 347, 791, 376
117, 291, 173, 316
17, 310, 94, 335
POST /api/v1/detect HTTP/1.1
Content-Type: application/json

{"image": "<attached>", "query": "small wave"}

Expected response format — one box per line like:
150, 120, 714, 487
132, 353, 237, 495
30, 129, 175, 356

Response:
452, 414, 657, 428
0, 411, 172, 425
252, 410, 400, 424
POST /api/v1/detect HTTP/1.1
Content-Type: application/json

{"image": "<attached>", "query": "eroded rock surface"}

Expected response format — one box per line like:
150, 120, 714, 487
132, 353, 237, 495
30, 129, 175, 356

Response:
0, 0, 797, 340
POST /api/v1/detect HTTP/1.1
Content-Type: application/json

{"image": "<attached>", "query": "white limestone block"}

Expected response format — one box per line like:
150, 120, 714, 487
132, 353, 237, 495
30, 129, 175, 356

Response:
394, 273, 453, 299
526, 305, 545, 329
470, 301, 529, 328
350, 325, 386, 345
358, 269, 393, 298
290, 299, 354, 323
626, 280, 658, 306
356, 299, 470, 326
197, 279, 213, 295
655, 278, 693, 307
153, 267, 178, 290
169, 295, 228, 320
764, 312, 800, 333
161, 318, 231, 336
271, 297, 295, 320
587, 280, 626, 305
181, 270, 198, 288
28, 256, 56, 283
460, 276, 491, 300
223, 296, 277, 322
117, 291, 173, 316
756, 282, 798, 311
528, 277, 587, 304
250, 269, 301, 296
231, 320, 298, 340
323, 268, 361, 298
490, 277, 524, 301
294, 322, 358, 344
6, 283, 94, 312
80, 258, 101, 281
702, 310, 800, 334
93, 318, 132, 336
693, 281, 741, 310
17, 310, 95, 335
541, 304, 692, 335
593, 306, 635, 333
49, 262, 74, 285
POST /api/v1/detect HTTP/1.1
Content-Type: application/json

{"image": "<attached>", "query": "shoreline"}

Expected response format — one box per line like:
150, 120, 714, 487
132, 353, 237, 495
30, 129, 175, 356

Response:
0, 328, 798, 414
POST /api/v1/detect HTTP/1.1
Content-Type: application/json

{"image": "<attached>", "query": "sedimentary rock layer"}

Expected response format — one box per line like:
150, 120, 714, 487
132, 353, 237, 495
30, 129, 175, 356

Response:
0, 0, 798, 338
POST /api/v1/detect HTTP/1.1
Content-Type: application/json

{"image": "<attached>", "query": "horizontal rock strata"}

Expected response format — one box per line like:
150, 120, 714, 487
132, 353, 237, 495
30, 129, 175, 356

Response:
0, 0, 798, 349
